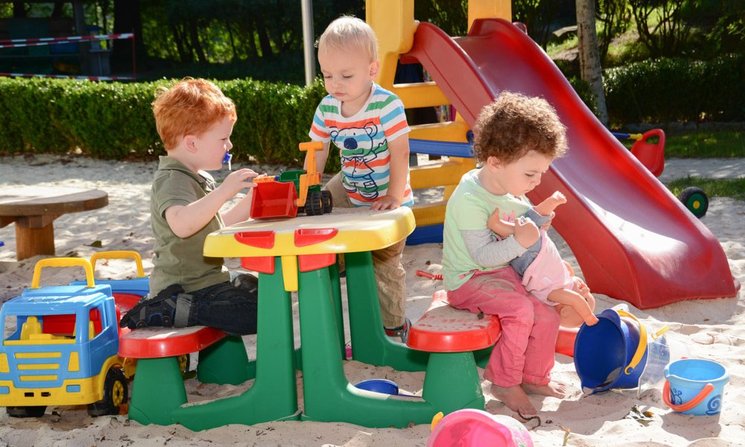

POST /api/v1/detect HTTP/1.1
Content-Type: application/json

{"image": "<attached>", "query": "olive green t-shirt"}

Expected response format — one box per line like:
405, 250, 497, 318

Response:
149, 156, 229, 295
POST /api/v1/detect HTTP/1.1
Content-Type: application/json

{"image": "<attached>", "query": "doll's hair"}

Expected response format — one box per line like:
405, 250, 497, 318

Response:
472, 91, 567, 164
316, 15, 378, 62
152, 78, 236, 151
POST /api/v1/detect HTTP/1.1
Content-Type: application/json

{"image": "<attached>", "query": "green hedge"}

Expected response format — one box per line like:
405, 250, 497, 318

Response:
1, 54, 743, 164
0, 77, 327, 165
604, 54, 745, 125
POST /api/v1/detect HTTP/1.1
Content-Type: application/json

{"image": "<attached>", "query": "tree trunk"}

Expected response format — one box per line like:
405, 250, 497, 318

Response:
172, 25, 190, 64
255, 16, 273, 58
188, 19, 207, 64
576, 0, 608, 125
12, 1, 26, 18
112, 0, 146, 73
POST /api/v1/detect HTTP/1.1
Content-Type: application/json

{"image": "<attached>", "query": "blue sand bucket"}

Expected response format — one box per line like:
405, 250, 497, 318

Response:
354, 379, 399, 395
574, 308, 651, 393
664, 359, 728, 416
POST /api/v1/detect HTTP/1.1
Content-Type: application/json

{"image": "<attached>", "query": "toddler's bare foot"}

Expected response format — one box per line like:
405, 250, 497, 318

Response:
490, 384, 537, 417
522, 380, 569, 398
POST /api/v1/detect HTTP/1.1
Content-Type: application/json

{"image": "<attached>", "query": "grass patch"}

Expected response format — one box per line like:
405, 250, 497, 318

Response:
664, 130, 745, 158
666, 177, 745, 201
619, 129, 745, 158
546, 35, 578, 57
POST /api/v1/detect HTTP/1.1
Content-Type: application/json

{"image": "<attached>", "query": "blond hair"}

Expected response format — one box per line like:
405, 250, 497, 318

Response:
317, 16, 378, 62
152, 78, 236, 151
473, 91, 567, 164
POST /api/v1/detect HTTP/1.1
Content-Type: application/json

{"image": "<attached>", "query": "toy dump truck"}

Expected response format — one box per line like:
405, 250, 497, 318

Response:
0, 257, 133, 417
250, 141, 333, 219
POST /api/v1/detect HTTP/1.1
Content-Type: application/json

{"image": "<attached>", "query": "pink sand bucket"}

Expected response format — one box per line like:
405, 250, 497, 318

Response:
428, 409, 533, 447
663, 358, 728, 416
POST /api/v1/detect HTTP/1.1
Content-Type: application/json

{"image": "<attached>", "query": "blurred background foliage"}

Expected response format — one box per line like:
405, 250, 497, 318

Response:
0, 0, 743, 162
1, 0, 742, 79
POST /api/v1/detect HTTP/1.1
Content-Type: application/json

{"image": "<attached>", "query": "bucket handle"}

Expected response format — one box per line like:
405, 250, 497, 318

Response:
663, 380, 715, 412
616, 310, 647, 375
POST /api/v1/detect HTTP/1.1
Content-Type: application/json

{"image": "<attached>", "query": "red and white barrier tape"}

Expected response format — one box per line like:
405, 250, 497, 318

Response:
0, 72, 135, 81
0, 33, 134, 49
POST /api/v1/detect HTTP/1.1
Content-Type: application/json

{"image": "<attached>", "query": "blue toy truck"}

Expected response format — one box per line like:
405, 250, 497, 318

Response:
0, 257, 133, 417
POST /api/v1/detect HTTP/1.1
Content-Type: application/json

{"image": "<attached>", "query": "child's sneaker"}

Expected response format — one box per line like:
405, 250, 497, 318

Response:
232, 272, 259, 295
384, 318, 412, 344
120, 283, 183, 329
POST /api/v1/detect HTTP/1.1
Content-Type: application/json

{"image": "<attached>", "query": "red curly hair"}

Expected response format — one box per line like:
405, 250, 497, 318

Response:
152, 78, 237, 151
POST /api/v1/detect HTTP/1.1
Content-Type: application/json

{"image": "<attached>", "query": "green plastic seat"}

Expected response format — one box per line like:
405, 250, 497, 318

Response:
407, 291, 501, 414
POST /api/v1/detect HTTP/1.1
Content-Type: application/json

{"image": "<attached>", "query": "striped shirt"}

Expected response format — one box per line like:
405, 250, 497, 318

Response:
309, 83, 414, 207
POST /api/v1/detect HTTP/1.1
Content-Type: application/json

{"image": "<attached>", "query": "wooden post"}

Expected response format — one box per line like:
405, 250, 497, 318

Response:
16, 218, 56, 260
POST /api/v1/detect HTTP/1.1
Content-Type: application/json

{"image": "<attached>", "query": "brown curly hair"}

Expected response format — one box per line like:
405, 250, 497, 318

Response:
472, 91, 567, 164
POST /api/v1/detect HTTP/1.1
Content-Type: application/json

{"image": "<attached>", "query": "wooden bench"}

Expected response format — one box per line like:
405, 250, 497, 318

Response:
0, 186, 108, 260
406, 290, 502, 414
118, 326, 252, 426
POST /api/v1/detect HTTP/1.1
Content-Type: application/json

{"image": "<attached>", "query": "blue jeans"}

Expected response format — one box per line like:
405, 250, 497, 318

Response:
187, 274, 258, 335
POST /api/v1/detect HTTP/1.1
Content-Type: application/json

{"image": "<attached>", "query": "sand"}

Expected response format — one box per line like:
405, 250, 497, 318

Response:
0, 154, 743, 447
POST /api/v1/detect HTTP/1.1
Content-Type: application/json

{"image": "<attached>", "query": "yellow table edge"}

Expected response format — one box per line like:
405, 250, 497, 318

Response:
204, 207, 416, 258
204, 208, 416, 292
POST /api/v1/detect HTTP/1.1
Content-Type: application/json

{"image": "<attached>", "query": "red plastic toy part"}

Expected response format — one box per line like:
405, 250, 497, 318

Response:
630, 129, 666, 177
416, 270, 443, 281
118, 325, 226, 358
407, 291, 501, 353
294, 228, 338, 247
250, 180, 298, 219
663, 380, 715, 413
555, 326, 579, 357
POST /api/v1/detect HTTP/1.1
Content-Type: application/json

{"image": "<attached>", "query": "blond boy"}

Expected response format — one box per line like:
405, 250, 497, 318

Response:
307, 16, 413, 341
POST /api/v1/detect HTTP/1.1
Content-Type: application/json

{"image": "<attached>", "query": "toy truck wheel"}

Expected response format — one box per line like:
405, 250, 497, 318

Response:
87, 368, 128, 417
305, 190, 324, 216
678, 186, 709, 218
321, 190, 333, 214
6, 405, 46, 418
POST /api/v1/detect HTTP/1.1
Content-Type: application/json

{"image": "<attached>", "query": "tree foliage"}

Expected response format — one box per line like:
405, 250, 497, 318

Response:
415, 0, 468, 36
628, 0, 691, 57
513, 0, 573, 48
135, 0, 362, 68
595, 0, 632, 61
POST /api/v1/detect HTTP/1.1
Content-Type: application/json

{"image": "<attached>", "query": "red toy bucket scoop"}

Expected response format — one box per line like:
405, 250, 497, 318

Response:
250, 180, 298, 219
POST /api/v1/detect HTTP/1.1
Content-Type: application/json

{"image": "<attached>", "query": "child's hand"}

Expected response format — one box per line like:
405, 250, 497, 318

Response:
220, 168, 259, 197
370, 195, 401, 211
513, 216, 540, 248
488, 208, 513, 238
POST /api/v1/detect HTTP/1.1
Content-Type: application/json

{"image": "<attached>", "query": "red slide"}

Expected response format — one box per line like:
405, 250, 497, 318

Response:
406, 18, 738, 309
